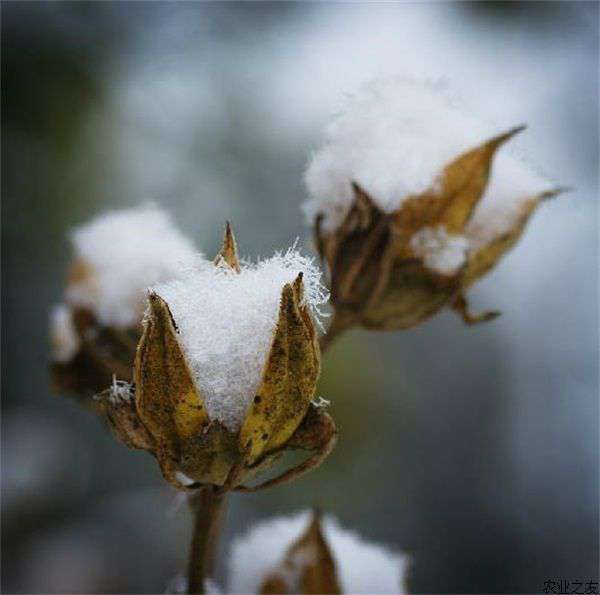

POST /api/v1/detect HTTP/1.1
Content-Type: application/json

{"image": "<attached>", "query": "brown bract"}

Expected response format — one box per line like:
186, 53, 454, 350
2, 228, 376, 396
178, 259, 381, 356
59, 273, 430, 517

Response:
260, 510, 341, 595
101, 223, 336, 492
314, 127, 563, 334
50, 304, 140, 407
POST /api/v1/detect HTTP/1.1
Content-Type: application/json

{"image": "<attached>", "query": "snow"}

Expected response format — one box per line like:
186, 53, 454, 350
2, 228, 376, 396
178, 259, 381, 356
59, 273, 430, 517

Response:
152, 246, 327, 433
67, 205, 198, 328
228, 511, 408, 594
410, 226, 470, 275
49, 304, 80, 363
304, 77, 552, 246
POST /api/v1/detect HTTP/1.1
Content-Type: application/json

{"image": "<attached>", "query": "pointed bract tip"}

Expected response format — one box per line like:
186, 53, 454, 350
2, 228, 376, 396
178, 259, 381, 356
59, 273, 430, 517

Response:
539, 185, 572, 201
491, 124, 527, 148
214, 220, 241, 272
310, 506, 324, 524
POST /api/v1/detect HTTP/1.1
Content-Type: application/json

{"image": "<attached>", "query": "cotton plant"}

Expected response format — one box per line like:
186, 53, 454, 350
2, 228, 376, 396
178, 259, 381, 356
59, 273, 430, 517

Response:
304, 78, 563, 345
100, 222, 336, 494
50, 204, 198, 400
49, 75, 562, 595
51, 213, 337, 592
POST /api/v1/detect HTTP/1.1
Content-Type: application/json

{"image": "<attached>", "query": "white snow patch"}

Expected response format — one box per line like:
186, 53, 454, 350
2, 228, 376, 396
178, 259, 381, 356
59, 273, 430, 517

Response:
107, 376, 134, 405
153, 247, 327, 433
304, 77, 552, 244
228, 510, 409, 594
410, 226, 470, 275
49, 305, 80, 363
67, 205, 199, 328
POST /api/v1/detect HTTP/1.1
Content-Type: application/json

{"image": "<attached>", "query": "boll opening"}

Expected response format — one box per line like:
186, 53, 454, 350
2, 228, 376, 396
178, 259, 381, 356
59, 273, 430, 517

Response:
152, 245, 328, 433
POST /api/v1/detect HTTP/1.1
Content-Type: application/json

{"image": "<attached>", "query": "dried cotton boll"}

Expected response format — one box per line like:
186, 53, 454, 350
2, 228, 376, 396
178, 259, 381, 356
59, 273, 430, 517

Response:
108, 224, 337, 491
50, 205, 201, 402
67, 204, 199, 328
154, 246, 328, 433
305, 77, 561, 335
228, 510, 409, 594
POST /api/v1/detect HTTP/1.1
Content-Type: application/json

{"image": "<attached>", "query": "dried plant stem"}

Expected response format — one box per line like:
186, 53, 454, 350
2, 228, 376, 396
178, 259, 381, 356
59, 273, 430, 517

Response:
187, 487, 227, 595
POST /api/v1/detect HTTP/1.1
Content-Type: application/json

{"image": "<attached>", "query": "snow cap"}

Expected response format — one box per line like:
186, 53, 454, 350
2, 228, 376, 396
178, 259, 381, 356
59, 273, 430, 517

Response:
68, 204, 198, 328
304, 77, 553, 246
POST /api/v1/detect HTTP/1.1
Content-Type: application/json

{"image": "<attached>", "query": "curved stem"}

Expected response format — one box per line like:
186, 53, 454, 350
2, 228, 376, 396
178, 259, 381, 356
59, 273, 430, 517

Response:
187, 487, 227, 595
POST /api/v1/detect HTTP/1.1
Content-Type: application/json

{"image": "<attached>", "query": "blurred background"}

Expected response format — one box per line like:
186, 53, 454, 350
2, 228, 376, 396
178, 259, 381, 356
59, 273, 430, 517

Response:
2, 2, 598, 593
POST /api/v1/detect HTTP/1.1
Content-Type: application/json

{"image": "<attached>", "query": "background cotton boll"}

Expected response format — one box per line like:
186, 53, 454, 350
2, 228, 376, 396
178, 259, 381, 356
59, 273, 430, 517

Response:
153, 247, 327, 432
228, 511, 408, 594
67, 205, 199, 328
304, 77, 552, 234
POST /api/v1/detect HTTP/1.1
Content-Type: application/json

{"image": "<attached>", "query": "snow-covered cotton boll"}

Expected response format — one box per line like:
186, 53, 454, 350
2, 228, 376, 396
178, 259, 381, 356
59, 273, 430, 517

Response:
67, 204, 199, 328
50, 205, 200, 402
228, 510, 409, 594
112, 223, 337, 491
304, 77, 560, 335
153, 246, 327, 433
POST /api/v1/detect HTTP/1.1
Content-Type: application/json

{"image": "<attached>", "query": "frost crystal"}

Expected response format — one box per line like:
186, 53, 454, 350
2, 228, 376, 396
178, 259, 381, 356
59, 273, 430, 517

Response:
49, 304, 80, 362
410, 226, 470, 275
153, 246, 327, 433
304, 77, 552, 241
107, 376, 134, 405
67, 205, 198, 328
228, 511, 409, 594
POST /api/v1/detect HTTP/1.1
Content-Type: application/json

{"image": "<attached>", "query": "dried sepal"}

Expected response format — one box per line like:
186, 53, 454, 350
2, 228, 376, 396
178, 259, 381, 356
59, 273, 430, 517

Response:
178, 421, 239, 487
260, 510, 341, 595
237, 403, 337, 492
435, 126, 526, 233
96, 381, 155, 451
135, 293, 211, 484
461, 188, 565, 289
239, 273, 321, 466
451, 293, 500, 326
51, 307, 139, 402
214, 221, 241, 272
